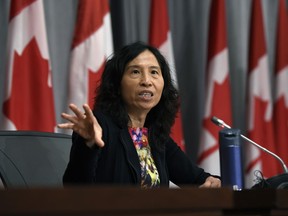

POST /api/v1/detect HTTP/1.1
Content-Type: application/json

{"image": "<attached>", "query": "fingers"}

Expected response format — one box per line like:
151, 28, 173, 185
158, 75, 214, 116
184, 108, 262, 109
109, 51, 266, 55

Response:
57, 122, 74, 129
199, 181, 211, 188
82, 104, 96, 124
199, 176, 221, 188
83, 104, 93, 118
94, 134, 105, 148
69, 103, 86, 119
60, 112, 78, 124
57, 104, 85, 129
58, 104, 87, 125
57, 103, 105, 148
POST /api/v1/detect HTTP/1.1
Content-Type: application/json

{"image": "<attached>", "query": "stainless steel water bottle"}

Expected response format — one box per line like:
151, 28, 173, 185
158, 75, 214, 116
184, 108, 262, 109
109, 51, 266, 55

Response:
219, 128, 243, 190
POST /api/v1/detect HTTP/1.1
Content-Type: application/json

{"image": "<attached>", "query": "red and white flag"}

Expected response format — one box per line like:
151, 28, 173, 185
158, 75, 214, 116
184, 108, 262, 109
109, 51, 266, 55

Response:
67, 0, 113, 110
245, 0, 279, 188
274, 0, 288, 169
1, 0, 56, 132
149, 0, 185, 151
197, 0, 232, 175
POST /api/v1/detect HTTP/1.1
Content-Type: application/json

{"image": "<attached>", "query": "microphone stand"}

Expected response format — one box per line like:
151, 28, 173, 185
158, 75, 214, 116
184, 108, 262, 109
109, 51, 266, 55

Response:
211, 116, 288, 174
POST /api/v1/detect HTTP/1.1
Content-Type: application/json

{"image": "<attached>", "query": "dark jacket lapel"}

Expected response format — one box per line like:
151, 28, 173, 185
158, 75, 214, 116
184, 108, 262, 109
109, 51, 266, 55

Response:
120, 128, 141, 184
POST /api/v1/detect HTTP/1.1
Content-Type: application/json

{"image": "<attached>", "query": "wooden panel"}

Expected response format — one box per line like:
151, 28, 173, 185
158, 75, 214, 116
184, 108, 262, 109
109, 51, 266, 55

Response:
0, 186, 285, 216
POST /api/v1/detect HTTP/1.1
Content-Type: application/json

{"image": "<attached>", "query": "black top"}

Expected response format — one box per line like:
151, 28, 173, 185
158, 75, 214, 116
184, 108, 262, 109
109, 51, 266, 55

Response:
63, 111, 211, 187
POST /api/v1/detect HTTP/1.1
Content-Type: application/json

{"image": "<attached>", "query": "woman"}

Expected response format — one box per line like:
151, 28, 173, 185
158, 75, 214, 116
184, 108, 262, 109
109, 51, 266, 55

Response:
58, 41, 220, 188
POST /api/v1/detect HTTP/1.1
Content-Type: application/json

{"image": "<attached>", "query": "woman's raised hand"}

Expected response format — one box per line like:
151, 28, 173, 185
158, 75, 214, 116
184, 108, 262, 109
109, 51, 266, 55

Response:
57, 104, 105, 148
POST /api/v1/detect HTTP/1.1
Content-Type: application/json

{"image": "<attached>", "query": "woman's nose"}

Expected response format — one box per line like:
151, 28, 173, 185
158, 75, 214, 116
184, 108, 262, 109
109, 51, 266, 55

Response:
140, 73, 152, 86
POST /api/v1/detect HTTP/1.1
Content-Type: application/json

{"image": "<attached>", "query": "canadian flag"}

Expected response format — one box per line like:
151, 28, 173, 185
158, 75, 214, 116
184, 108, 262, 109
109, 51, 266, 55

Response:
245, 0, 279, 188
274, 0, 288, 169
197, 0, 232, 175
67, 0, 113, 111
148, 0, 185, 151
1, 0, 56, 132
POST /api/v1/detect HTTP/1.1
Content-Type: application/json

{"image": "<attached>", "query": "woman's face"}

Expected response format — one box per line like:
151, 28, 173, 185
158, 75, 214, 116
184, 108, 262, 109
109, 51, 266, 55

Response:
121, 50, 164, 115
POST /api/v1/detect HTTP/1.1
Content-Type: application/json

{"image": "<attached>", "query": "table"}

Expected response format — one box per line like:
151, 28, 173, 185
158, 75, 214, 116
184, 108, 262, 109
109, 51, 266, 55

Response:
0, 186, 287, 215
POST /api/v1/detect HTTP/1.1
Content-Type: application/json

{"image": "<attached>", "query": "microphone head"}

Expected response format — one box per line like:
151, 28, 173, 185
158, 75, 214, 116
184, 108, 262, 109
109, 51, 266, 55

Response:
211, 116, 222, 126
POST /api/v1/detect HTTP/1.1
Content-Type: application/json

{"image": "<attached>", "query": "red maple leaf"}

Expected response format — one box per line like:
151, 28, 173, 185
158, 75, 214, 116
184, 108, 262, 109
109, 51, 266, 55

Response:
3, 37, 56, 132
198, 76, 232, 163
274, 96, 288, 168
246, 96, 278, 177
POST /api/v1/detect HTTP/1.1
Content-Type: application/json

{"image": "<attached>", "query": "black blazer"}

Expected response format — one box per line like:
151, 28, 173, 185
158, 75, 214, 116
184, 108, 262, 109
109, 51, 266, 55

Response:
63, 111, 211, 187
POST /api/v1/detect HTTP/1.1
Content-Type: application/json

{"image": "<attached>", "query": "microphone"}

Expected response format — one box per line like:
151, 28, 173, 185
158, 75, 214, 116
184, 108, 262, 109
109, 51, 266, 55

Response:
211, 116, 288, 173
